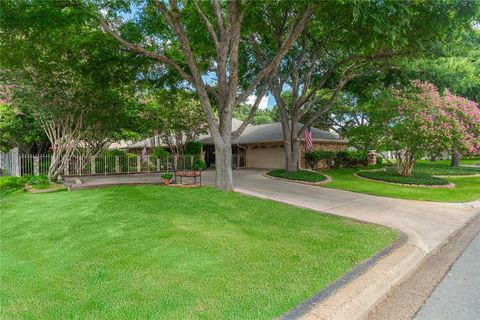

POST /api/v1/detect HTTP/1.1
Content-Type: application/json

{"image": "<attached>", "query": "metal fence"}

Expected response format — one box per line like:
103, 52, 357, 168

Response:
1, 148, 246, 177
13, 154, 201, 177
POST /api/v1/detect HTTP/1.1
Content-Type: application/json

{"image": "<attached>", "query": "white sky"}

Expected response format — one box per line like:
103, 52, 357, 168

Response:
246, 95, 269, 110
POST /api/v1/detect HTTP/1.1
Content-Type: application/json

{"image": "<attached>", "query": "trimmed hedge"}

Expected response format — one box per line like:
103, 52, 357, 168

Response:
267, 169, 327, 182
414, 163, 480, 176
357, 169, 449, 186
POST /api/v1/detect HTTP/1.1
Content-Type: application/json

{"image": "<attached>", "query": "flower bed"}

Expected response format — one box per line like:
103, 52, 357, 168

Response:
267, 169, 327, 183
357, 169, 449, 186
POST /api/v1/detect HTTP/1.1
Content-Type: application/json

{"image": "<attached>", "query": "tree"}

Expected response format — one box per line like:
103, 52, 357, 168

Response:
81, 0, 313, 190
354, 81, 480, 176
0, 84, 47, 153
254, 0, 479, 172
140, 90, 207, 157
233, 104, 275, 125
0, 1, 142, 180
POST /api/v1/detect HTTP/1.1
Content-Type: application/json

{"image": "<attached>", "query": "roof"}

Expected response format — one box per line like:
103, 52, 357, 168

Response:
199, 122, 345, 145
125, 119, 345, 149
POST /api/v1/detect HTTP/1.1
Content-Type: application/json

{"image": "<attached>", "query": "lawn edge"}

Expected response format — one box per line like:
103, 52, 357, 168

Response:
279, 231, 407, 320
263, 173, 332, 186
353, 173, 455, 189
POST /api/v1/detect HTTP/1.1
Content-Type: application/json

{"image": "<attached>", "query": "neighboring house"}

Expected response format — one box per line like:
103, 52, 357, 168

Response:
124, 119, 347, 169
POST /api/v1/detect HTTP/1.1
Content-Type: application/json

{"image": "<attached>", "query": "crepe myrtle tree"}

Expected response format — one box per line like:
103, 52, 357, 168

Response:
247, 0, 479, 172
80, 0, 313, 191
372, 81, 480, 176
440, 89, 480, 167
0, 1, 143, 180
139, 89, 207, 157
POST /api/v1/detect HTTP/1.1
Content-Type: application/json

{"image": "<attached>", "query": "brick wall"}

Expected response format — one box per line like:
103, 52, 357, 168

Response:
299, 141, 347, 169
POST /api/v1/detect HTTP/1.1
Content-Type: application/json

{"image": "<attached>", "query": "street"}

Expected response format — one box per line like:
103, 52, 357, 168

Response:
415, 233, 480, 320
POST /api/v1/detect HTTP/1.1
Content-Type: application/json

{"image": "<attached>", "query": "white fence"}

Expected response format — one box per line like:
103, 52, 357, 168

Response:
2, 152, 200, 177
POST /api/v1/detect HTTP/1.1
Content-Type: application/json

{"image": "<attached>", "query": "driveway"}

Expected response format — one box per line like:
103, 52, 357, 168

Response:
202, 169, 479, 319
203, 169, 478, 253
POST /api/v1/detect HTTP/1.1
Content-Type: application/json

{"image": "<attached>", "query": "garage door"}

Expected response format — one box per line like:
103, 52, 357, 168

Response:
246, 146, 286, 169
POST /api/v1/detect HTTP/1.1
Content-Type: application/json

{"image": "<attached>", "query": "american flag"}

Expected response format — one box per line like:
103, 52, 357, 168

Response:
304, 127, 313, 150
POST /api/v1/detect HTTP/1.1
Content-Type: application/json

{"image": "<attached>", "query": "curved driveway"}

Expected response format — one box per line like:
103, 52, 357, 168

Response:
202, 169, 479, 319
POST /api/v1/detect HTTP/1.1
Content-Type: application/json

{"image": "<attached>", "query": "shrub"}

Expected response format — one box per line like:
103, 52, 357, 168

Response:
103, 149, 127, 157
376, 156, 383, 166
0, 176, 25, 195
153, 147, 169, 160
336, 150, 368, 167
357, 169, 449, 185
184, 141, 203, 156
22, 175, 50, 189
305, 150, 336, 169
267, 169, 327, 182
161, 172, 173, 179
192, 159, 207, 171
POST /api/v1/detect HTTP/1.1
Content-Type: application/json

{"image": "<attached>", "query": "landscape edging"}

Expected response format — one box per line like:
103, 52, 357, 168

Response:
279, 232, 408, 320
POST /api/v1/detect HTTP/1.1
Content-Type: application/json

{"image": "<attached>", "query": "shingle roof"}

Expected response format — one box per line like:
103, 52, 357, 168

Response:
199, 122, 344, 145
125, 119, 345, 149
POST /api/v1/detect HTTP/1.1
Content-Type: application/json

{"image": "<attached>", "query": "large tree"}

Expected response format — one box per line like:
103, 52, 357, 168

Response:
80, 0, 313, 190
254, 0, 479, 172
0, 1, 143, 180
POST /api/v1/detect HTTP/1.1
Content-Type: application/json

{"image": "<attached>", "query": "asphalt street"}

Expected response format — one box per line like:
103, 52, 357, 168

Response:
414, 232, 480, 320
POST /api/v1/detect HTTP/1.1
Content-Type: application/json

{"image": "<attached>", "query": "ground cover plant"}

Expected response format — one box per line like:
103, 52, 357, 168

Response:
267, 169, 327, 182
0, 186, 397, 319
321, 168, 480, 202
357, 169, 449, 186
0, 175, 51, 196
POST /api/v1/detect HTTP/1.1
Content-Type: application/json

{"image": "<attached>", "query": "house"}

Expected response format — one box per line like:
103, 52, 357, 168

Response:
124, 119, 348, 169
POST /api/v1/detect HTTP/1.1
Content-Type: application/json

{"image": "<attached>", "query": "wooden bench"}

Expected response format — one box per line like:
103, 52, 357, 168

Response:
174, 170, 202, 186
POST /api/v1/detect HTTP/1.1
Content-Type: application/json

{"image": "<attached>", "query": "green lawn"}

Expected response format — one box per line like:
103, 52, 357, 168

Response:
321, 168, 480, 202
267, 169, 327, 182
0, 186, 397, 319
413, 162, 480, 176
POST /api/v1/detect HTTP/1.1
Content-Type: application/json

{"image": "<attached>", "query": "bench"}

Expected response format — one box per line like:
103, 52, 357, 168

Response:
174, 170, 202, 186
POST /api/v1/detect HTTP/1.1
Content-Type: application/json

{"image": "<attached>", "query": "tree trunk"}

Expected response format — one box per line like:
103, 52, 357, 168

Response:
284, 137, 300, 172
450, 151, 461, 167
395, 150, 415, 176
213, 140, 233, 191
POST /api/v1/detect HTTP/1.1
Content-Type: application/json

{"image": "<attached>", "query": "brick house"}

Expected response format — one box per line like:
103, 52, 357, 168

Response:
124, 119, 348, 169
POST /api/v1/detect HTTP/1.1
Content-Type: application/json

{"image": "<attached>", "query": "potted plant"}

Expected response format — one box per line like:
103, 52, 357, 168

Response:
161, 172, 173, 185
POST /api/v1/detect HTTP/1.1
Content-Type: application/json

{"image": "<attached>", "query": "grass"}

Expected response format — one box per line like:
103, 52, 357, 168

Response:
321, 168, 480, 202
0, 186, 397, 319
357, 168, 450, 185
413, 162, 480, 176
267, 169, 327, 182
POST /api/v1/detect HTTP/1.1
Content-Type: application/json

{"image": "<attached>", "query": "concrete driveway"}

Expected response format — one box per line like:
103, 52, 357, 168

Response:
202, 169, 479, 319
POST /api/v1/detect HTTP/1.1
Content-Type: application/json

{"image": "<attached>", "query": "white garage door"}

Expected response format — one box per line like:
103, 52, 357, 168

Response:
246, 146, 286, 169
